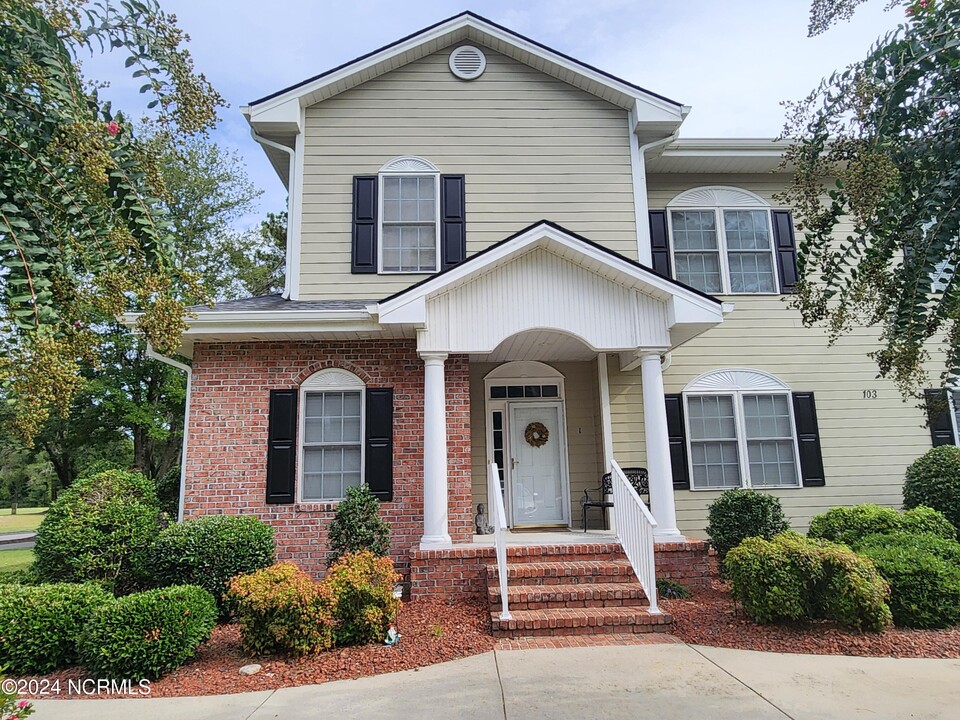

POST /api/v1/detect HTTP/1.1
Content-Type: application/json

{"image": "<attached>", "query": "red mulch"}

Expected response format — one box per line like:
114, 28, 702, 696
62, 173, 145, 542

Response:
18, 597, 495, 699
662, 578, 960, 659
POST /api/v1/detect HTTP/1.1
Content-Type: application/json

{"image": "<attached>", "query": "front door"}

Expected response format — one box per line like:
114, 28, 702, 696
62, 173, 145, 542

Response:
508, 402, 569, 527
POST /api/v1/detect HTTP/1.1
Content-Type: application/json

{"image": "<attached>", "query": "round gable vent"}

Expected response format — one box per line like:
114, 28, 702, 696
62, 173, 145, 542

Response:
449, 46, 486, 80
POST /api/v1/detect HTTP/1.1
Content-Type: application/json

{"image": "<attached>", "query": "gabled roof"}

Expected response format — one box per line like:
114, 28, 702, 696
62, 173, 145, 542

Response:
246, 11, 683, 115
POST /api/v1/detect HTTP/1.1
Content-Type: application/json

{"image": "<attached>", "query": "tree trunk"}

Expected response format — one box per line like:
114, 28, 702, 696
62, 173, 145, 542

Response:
9, 501, 16, 515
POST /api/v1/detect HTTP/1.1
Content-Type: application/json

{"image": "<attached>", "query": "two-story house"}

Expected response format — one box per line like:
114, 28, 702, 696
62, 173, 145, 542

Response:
154, 12, 943, 636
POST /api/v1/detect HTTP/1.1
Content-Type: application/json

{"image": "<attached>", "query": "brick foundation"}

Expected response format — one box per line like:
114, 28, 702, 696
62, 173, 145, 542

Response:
184, 340, 472, 579
409, 538, 711, 599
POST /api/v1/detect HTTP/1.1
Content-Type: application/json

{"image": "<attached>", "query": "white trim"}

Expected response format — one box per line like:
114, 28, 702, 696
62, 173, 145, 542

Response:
289, 109, 306, 300
484, 360, 564, 382
449, 45, 487, 80
379, 156, 440, 173
597, 354, 614, 475
297, 368, 366, 503
684, 368, 791, 393
145, 344, 191, 523
245, 14, 685, 117
632, 123, 678, 266
668, 186, 769, 208
682, 370, 803, 492
377, 169, 441, 275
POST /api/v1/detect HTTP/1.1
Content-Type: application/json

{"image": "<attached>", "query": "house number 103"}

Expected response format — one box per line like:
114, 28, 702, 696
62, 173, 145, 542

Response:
862, 390, 878, 399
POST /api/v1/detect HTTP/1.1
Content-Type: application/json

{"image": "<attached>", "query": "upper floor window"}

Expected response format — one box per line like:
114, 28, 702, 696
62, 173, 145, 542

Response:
668, 187, 778, 295
378, 156, 440, 273
683, 369, 802, 490
299, 369, 365, 501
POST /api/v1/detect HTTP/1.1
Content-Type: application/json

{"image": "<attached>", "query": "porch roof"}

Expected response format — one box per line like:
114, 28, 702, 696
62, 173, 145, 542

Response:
375, 221, 727, 356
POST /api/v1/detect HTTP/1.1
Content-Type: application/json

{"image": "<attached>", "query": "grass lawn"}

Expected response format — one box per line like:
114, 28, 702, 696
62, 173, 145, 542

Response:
0, 507, 47, 534
0, 549, 33, 573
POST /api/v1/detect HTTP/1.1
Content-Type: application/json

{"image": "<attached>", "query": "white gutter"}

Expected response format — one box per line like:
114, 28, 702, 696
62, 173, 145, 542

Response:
631, 121, 679, 266
249, 127, 299, 300
146, 343, 192, 523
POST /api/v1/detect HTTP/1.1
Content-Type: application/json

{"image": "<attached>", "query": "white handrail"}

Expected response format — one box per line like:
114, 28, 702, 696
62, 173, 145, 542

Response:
487, 462, 511, 621
610, 459, 660, 614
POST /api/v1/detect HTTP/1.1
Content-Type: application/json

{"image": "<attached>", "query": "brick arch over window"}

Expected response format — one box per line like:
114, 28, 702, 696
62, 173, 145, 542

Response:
294, 360, 374, 386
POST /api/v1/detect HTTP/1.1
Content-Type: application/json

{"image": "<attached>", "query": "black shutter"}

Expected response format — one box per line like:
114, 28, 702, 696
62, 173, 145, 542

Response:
365, 388, 394, 501
664, 394, 690, 490
924, 389, 956, 447
772, 210, 799, 293
792, 392, 825, 487
266, 389, 298, 504
351, 176, 377, 274
440, 174, 466, 270
649, 210, 672, 278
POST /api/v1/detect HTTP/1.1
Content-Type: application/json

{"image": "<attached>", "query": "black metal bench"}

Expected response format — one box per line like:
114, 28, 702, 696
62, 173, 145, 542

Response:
581, 467, 649, 531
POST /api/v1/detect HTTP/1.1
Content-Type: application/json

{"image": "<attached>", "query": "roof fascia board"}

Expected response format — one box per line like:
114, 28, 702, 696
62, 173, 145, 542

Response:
248, 14, 683, 117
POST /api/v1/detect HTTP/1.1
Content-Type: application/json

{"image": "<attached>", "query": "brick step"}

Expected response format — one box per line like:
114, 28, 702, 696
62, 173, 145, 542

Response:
486, 560, 637, 585
488, 582, 647, 611
490, 606, 673, 638
499, 543, 626, 564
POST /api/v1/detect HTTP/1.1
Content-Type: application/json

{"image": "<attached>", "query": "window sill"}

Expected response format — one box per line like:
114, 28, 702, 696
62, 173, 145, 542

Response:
686, 485, 804, 492
294, 501, 342, 512
378, 270, 437, 276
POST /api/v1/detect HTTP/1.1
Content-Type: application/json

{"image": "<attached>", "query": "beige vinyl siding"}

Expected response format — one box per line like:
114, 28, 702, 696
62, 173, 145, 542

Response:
469, 361, 603, 529
299, 46, 637, 300
596, 174, 933, 537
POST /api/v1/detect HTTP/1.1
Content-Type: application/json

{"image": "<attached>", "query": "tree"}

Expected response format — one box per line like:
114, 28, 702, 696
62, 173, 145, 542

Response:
781, 0, 960, 395
226, 212, 287, 298
0, 0, 223, 442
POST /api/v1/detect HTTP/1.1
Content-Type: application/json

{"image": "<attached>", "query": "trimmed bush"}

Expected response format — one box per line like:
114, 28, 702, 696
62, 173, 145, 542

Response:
227, 562, 336, 656
858, 541, 960, 628
855, 531, 960, 567
725, 532, 892, 631
80, 585, 217, 679
149, 514, 275, 616
904, 445, 960, 532
327, 485, 391, 566
32, 470, 162, 588
808, 504, 955, 546
705, 489, 791, 564
0, 583, 113, 673
325, 550, 400, 646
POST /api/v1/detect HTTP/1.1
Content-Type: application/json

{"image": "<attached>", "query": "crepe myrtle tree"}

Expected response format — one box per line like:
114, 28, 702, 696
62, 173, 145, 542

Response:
781, 0, 960, 396
0, 0, 223, 442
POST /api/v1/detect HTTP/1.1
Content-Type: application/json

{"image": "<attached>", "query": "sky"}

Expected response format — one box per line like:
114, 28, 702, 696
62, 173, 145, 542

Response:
83, 0, 902, 227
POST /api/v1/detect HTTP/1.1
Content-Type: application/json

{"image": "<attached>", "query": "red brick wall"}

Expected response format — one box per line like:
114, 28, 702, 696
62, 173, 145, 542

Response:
185, 340, 472, 578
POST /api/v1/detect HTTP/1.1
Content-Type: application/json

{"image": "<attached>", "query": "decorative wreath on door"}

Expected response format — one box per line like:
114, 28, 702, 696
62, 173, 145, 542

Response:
524, 422, 550, 448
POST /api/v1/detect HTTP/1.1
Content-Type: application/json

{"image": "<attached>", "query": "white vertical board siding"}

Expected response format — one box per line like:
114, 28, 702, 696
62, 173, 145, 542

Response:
469, 361, 603, 529
421, 248, 669, 353
601, 174, 934, 537
299, 46, 637, 300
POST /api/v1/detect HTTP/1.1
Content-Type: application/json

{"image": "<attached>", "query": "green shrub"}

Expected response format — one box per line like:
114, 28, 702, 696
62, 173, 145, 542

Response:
725, 532, 892, 631
149, 514, 275, 616
808, 504, 955, 546
858, 541, 960, 628
327, 485, 391, 566
855, 531, 960, 567
656, 579, 691, 599
324, 550, 400, 646
705, 489, 790, 565
80, 585, 217, 679
227, 562, 336, 656
0, 583, 113, 673
904, 445, 960, 532
32, 470, 162, 588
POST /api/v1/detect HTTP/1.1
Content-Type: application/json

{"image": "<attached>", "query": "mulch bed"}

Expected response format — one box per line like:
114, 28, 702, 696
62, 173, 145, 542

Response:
19, 597, 495, 699
662, 578, 960, 659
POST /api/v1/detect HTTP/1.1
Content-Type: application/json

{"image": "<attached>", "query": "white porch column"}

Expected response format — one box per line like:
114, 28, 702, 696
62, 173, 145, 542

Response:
420, 353, 452, 547
640, 352, 683, 541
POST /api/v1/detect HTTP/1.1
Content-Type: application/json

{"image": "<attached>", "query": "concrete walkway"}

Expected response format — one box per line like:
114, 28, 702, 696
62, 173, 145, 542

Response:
30, 643, 960, 720
0, 531, 36, 547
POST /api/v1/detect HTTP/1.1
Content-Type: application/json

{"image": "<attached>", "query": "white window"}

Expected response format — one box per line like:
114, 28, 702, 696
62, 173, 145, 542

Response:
683, 369, 802, 491
668, 187, 779, 295
378, 156, 440, 273
299, 369, 365, 501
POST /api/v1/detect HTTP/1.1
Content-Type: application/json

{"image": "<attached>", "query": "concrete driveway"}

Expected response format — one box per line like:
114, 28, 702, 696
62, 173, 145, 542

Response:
30, 643, 960, 720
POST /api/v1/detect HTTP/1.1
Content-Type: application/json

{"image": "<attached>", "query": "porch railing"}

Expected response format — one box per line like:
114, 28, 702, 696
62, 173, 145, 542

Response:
610, 459, 660, 614
487, 461, 511, 621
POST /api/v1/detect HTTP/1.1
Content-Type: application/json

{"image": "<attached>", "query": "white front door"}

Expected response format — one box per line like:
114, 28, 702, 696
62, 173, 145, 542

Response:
508, 402, 569, 527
